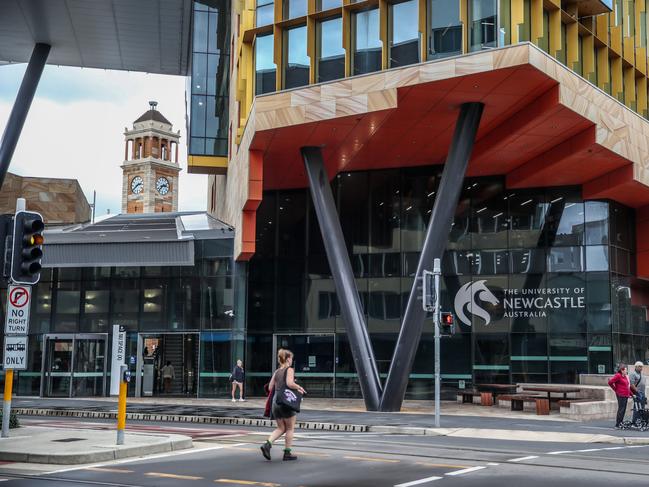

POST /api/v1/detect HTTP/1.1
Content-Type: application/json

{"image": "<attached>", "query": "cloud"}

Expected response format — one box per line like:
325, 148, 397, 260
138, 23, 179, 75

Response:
0, 65, 207, 216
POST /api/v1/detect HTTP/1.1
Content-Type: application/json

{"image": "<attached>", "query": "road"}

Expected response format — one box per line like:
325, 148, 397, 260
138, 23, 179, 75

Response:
0, 417, 648, 486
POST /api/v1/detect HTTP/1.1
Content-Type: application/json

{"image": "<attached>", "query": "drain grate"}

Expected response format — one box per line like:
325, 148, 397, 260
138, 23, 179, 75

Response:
52, 438, 85, 443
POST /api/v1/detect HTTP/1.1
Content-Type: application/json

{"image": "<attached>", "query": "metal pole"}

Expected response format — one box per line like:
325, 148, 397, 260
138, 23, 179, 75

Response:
0, 44, 51, 189
1, 369, 13, 438
116, 364, 127, 445
380, 102, 484, 412
433, 258, 441, 429
301, 146, 383, 411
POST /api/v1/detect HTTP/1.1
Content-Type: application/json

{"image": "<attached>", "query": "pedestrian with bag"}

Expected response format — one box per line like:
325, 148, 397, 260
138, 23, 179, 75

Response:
608, 363, 632, 428
260, 348, 306, 461
230, 359, 245, 402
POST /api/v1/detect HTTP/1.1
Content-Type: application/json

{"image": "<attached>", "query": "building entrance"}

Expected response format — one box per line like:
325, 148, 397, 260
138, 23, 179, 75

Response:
272, 334, 335, 397
135, 333, 199, 397
41, 334, 107, 397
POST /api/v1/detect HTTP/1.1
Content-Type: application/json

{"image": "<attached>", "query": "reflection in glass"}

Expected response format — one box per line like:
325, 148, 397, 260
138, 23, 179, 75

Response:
389, 0, 419, 68
284, 26, 309, 89
429, 0, 462, 59
548, 246, 584, 272
585, 201, 609, 245
509, 191, 547, 248
353, 9, 382, 75
469, 0, 497, 52
318, 0, 341, 10
257, 0, 274, 26
317, 17, 345, 82
256, 34, 276, 95
284, 0, 307, 19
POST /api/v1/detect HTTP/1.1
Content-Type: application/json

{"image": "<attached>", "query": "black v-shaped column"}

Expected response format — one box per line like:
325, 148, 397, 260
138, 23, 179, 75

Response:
380, 102, 484, 411
302, 101, 483, 412
302, 147, 383, 411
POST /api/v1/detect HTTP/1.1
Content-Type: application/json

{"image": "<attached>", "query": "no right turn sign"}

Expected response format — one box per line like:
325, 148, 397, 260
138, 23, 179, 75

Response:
5, 285, 31, 335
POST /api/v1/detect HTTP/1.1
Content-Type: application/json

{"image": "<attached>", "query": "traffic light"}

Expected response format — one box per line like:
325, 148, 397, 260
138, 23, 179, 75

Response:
11, 210, 44, 285
440, 312, 454, 335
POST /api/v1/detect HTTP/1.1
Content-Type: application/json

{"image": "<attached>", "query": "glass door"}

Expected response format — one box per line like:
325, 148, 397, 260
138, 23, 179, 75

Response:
45, 338, 73, 397
72, 338, 106, 397
273, 334, 335, 397
42, 334, 107, 397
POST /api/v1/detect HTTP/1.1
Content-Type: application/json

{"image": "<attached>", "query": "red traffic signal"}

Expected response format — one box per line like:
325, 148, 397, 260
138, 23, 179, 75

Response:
440, 312, 454, 335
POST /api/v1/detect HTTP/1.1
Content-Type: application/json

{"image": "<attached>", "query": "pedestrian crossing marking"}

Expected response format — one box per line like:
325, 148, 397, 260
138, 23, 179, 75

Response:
146, 472, 204, 480
215, 480, 280, 487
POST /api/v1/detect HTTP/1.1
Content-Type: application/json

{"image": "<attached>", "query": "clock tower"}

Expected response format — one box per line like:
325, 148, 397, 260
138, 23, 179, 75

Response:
121, 101, 181, 213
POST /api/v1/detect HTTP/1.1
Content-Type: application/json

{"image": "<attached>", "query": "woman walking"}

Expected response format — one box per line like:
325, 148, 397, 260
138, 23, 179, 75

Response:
260, 349, 306, 461
609, 363, 632, 428
231, 359, 245, 402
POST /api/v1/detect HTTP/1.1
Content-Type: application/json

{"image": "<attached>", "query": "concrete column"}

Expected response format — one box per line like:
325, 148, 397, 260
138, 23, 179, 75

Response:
175, 142, 179, 163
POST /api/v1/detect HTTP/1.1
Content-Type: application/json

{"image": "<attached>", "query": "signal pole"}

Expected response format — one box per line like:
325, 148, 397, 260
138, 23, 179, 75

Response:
433, 258, 441, 429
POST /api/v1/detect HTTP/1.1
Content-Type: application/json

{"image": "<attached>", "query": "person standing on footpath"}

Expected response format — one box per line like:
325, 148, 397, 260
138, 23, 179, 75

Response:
608, 363, 632, 428
260, 349, 306, 461
230, 359, 245, 402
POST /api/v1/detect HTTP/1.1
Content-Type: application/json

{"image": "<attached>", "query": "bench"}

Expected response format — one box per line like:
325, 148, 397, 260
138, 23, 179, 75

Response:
557, 399, 591, 408
456, 391, 481, 404
497, 394, 550, 415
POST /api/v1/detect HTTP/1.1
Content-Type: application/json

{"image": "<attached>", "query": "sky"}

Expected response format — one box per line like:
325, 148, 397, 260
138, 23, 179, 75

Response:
0, 63, 208, 216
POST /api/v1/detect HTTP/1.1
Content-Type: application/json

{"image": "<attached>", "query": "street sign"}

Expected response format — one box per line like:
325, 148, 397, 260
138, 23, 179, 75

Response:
3, 336, 28, 370
4, 285, 31, 335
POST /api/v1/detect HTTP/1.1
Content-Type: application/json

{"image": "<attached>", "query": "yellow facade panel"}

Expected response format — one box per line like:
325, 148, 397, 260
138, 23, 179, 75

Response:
188, 156, 229, 175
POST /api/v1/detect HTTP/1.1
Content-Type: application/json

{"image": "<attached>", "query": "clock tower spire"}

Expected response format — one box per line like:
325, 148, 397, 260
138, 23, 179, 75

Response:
121, 101, 181, 213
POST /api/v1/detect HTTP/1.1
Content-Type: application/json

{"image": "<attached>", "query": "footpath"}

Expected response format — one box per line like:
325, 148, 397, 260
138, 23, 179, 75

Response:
0, 425, 192, 464
12, 396, 649, 446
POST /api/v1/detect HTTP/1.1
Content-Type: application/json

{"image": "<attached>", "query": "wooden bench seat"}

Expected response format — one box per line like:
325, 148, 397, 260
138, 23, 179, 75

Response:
497, 394, 550, 415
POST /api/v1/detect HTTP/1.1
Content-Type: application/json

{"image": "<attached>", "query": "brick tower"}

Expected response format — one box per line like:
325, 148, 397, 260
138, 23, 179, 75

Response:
121, 101, 181, 213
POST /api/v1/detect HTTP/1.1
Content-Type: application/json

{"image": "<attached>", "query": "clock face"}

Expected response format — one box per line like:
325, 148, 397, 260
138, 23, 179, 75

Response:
156, 177, 170, 195
131, 176, 143, 194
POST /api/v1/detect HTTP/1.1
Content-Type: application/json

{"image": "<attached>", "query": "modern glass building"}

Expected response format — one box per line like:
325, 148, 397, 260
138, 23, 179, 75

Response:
198, 0, 649, 409
0, 213, 243, 399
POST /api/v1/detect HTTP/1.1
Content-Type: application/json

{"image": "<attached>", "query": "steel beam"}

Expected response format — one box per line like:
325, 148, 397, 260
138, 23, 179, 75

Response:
301, 146, 383, 411
0, 43, 50, 189
380, 102, 484, 412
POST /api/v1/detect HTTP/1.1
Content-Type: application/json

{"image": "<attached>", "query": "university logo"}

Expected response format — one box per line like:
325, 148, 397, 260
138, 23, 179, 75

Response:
453, 280, 499, 327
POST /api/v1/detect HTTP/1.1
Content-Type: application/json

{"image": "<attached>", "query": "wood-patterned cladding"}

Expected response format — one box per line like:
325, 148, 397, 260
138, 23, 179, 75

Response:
232, 0, 649, 139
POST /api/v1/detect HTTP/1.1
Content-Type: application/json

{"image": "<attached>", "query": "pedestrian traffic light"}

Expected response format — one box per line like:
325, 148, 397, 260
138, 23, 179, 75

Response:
11, 210, 44, 285
440, 312, 454, 335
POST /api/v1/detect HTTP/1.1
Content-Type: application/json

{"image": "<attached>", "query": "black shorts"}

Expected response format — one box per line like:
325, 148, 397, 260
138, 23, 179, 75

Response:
271, 403, 296, 420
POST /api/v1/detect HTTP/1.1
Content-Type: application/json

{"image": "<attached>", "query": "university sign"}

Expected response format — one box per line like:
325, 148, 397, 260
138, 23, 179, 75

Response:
454, 280, 585, 326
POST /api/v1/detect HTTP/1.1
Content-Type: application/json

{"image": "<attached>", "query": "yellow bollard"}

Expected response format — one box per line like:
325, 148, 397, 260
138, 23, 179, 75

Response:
1, 369, 14, 438
116, 364, 129, 445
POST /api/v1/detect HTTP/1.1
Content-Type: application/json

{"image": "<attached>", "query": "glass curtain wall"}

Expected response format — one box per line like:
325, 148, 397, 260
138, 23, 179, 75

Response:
2, 240, 237, 398
469, 0, 497, 51
189, 1, 230, 157
256, 0, 274, 26
353, 8, 382, 75
317, 17, 345, 82
255, 34, 277, 95
428, 0, 462, 59
389, 0, 420, 68
284, 25, 310, 88
248, 168, 633, 398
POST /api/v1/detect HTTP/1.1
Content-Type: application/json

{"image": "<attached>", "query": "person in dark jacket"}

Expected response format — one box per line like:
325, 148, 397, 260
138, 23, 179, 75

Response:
230, 359, 245, 402
609, 364, 631, 428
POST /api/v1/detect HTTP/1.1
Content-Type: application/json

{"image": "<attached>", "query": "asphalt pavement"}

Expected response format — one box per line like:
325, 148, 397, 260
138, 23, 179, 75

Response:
12, 397, 645, 438
0, 417, 648, 486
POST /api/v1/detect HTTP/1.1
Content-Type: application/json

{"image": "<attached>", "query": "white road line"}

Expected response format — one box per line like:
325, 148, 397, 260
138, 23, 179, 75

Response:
46, 443, 249, 475
508, 456, 538, 462
445, 466, 486, 476
574, 449, 599, 452
487, 463, 500, 466
547, 451, 572, 455
394, 475, 443, 487
602, 447, 625, 450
